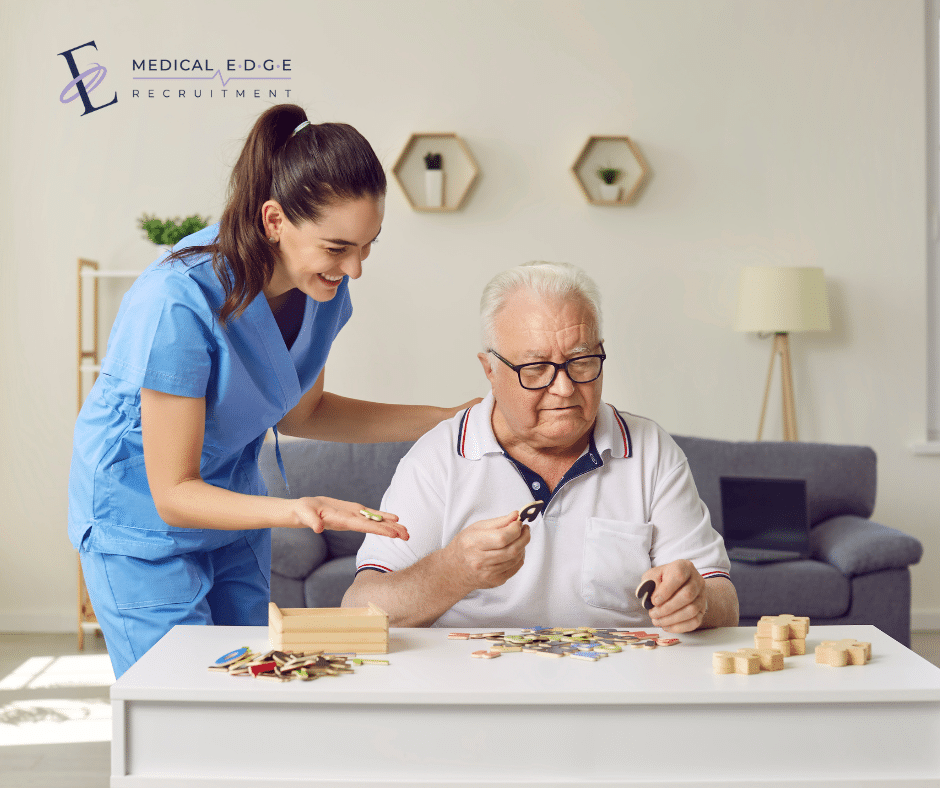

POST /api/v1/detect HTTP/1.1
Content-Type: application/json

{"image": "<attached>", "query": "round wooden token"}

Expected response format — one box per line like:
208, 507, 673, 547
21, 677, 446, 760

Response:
214, 646, 250, 666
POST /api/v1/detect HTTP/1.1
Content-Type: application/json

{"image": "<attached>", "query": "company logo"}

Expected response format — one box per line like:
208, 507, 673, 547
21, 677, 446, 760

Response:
130, 57, 292, 100
57, 41, 117, 116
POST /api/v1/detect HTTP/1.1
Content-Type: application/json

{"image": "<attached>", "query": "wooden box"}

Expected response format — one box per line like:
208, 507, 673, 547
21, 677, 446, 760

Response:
268, 602, 389, 654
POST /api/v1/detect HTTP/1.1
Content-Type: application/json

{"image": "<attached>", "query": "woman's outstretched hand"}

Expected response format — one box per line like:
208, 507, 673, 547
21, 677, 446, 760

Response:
290, 496, 409, 540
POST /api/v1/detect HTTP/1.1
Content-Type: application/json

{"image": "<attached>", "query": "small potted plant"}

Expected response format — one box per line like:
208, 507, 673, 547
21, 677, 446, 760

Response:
138, 214, 210, 249
596, 167, 622, 202
424, 152, 444, 208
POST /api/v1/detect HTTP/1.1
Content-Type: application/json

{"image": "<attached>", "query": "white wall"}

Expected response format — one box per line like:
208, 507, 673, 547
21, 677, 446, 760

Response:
2, 0, 937, 631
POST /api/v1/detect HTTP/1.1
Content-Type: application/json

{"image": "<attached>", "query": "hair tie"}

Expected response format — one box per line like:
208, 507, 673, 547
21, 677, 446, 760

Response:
291, 120, 311, 137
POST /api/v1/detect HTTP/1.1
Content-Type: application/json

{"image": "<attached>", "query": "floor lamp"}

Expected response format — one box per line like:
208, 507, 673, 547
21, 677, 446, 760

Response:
734, 266, 831, 441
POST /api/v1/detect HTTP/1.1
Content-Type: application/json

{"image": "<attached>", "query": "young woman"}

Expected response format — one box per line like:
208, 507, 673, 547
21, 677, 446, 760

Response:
69, 104, 475, 677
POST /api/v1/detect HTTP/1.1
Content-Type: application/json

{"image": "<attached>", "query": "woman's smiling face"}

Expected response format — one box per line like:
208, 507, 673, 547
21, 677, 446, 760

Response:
263, 195, 384, 304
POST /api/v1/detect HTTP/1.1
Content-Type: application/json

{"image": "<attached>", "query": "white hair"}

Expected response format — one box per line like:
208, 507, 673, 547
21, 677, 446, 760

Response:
479, 261, 603, 351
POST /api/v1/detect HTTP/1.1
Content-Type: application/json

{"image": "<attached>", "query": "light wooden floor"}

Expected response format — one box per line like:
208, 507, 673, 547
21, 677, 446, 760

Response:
0, 632, 111, 788
2, 629, 939, 786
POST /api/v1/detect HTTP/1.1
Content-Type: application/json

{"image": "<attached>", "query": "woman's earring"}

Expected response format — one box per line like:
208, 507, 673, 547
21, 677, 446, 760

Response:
268, 237, 277, 243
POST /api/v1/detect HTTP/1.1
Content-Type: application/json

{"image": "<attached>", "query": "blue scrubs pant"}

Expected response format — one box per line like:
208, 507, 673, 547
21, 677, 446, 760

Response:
80, 531, 270, 678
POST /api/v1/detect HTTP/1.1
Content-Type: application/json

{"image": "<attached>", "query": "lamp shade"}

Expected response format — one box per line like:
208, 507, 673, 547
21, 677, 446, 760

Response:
734, 266, 831, 333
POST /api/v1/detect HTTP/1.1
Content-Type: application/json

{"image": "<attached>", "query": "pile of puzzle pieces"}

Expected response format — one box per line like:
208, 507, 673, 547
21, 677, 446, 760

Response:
713, 614, 810, 675
713, 614, 873, 674
207, 646, 388, 682
449, 627, 681, 661
754, 614, 810, 655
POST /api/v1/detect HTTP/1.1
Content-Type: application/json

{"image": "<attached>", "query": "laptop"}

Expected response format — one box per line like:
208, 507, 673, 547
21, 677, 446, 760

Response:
719, 476, 810, 564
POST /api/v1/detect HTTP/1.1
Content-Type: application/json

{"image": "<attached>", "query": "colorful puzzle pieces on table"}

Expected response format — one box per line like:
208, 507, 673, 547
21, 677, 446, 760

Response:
755, 614, 810, 656
815, 638, 872, 667
454, 627, 680, 661
207, 646, 387, 682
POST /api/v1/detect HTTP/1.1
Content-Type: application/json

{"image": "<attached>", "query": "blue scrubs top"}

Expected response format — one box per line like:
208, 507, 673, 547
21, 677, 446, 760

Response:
68, 224, 352, 560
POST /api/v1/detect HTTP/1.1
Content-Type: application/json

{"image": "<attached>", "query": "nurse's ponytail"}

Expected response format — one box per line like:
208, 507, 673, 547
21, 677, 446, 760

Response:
168, 104, 387, 325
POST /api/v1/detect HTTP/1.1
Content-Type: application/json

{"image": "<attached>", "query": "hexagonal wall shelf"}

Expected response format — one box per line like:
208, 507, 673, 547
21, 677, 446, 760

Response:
571, 135, 650, 205
392, 133, 480, 212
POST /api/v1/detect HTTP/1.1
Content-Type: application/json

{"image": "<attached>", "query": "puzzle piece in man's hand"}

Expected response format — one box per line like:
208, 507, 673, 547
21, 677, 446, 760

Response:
635, 579, 656, 610
519, 500, 544, 523
815, 638, 871, 667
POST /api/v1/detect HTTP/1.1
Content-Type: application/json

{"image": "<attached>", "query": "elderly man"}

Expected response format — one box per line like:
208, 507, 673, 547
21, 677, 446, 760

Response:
344, 262, 738, 632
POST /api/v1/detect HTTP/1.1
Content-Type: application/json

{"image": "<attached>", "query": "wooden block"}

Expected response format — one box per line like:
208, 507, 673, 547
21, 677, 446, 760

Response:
755, 635, 793, 656
815, 638, 871, 667
733, 652, 761, 675
756, 614, 810, 640
788, 638, 807, 656
714, 648, 783, 675
737, 648, 784, 672
713, 651, 737, 674
770, 639, 792, 657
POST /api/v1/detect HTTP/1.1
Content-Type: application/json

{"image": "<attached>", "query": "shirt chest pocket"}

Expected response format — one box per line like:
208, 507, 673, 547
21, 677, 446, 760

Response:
581, 518, 653, 613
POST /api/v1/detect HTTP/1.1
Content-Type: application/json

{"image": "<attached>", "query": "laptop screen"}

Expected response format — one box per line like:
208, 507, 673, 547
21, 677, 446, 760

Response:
719, 476, 810, 555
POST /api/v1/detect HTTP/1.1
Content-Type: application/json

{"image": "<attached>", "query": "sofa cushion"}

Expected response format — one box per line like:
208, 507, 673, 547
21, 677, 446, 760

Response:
729, 559, 851, 618
260, 438, 415, 506
270, 528, 328, 580
671, 435, 876, 531
305, 555, 358, 608
323, 530, 367, 560
812, 515, 923, 577
270, 572, 305, 609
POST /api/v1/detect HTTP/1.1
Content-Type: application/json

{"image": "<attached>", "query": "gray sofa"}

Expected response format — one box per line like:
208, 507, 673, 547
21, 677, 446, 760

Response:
261, 432, 923, 646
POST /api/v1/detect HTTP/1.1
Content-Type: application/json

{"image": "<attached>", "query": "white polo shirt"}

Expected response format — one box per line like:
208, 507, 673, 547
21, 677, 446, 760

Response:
356, 392, 730, 629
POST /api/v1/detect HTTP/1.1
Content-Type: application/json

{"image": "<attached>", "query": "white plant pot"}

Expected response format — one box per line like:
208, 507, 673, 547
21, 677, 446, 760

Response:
599, 183, 621, 202
425, 169, 444, 208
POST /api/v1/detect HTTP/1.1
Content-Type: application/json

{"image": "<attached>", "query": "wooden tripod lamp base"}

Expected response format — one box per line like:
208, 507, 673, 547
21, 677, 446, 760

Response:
757, 332, 798, 442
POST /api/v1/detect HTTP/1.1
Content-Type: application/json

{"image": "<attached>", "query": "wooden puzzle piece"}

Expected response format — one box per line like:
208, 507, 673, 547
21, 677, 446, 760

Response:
635, 579, 657, 610
755, 614, 810, 656
757, 614, 810, 640
815, 639, 871, 667
713, 647, 785, 675
519, 500, 545, 523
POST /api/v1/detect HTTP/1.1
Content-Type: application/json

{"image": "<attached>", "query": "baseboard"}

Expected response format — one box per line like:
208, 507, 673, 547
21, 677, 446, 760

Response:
911, 608, 940, 632
0, 612, 75, 633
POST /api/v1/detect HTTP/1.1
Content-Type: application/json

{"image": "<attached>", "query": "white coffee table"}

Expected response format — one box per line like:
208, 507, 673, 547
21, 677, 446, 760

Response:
110, 624, 940, 786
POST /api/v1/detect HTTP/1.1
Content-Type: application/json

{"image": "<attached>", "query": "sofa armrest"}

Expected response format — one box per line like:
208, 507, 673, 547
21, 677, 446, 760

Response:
810, 515, 923, 577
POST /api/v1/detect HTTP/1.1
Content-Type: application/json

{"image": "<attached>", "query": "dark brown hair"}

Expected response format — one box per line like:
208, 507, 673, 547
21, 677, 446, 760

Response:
167, 104, 387, 324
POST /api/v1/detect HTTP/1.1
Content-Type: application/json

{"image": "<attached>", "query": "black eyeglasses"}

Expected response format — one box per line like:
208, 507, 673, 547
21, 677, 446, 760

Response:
488, 343, 606, 390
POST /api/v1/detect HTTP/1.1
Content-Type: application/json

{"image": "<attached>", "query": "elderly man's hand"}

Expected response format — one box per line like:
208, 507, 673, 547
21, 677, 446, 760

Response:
642, 559, 708, 634
443, 512, 530, 593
